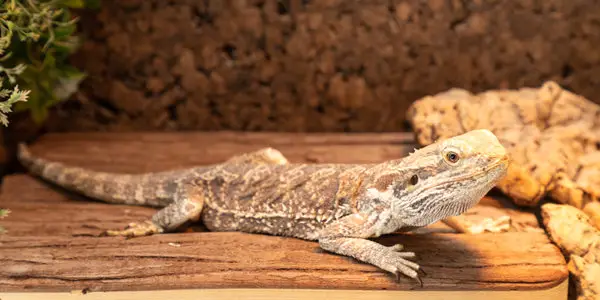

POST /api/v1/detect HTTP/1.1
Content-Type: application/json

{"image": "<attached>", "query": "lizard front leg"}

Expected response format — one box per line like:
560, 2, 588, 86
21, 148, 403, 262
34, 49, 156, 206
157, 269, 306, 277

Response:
318, 212, 423, 285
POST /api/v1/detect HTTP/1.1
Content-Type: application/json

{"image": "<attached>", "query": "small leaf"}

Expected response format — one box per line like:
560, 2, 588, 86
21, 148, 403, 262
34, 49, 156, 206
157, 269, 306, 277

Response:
53, 24, 76, 39
59, 65, 86, 78
54, 72, 86, 100
0, 209, 10, 233
84, 0, 102, 9
0, 209, 10, 219
51, 36, 81, 53
0, 0, 90, 125
60, 0, 86, 8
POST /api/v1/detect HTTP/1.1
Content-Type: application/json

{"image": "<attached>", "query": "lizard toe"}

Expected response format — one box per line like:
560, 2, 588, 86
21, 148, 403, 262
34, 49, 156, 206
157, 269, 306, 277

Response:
394, 268, 424, 287
415, 275, 424, 288
394, 271, 423, 287
394, 250, 416, 258
390, 263, 418, 280
388, 243, 404, 251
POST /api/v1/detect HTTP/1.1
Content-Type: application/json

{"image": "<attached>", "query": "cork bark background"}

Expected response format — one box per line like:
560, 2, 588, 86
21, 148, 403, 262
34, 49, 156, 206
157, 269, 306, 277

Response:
14, 0, 600, 133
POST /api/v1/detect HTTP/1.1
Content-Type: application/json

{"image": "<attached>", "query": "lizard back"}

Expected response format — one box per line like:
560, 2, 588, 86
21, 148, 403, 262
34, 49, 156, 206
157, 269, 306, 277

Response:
194, 162, 371, 240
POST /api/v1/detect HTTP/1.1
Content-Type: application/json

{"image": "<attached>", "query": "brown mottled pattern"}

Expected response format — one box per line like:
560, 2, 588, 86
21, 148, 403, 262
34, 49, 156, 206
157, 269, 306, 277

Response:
194, 163, 372, 239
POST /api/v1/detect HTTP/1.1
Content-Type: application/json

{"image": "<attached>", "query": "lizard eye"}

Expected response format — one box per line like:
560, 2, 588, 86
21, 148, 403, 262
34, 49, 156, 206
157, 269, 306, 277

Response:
409, 174, 419, 185
445, 151, 460, 164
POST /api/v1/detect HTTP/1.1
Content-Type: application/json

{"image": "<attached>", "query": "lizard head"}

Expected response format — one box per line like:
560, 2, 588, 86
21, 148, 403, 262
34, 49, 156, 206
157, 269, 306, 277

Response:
368, 129, 509, 228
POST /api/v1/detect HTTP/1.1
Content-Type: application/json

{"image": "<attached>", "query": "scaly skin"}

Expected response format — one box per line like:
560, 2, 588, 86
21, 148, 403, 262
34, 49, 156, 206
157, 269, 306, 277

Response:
17, 129, 509, 285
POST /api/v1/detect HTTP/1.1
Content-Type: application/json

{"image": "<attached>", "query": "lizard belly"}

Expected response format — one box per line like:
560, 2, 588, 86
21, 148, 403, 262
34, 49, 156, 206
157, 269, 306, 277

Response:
200, 208, 330, 240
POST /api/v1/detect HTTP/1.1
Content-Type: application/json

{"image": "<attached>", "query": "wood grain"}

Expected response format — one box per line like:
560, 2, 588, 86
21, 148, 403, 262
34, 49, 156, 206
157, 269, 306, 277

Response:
20, 131, 415, 173
0, 131, 568, 293
0, 231, 567, 292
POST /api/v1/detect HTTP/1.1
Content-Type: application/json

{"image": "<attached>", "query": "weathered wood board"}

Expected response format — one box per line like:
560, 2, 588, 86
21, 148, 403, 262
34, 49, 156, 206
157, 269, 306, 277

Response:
0, 131, 568, 293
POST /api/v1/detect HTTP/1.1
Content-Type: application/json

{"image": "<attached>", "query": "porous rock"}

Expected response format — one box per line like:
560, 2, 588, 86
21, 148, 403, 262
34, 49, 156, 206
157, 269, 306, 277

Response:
541, 203, 600, 300
407, 81, 600, 215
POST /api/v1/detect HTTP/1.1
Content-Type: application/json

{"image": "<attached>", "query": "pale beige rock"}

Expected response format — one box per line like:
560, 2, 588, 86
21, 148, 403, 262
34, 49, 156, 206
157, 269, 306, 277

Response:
541, 203, 600, 300
584, 202, 600, 230
407, 81, 600, 219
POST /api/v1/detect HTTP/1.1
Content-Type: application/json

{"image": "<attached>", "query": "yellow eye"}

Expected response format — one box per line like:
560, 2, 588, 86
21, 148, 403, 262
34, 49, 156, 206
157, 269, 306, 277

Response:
445, 151, 460, 163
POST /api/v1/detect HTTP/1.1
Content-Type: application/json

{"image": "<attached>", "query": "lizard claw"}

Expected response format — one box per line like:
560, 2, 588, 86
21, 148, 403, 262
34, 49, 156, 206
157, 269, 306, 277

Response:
396, 270, 424, 287
415, 275, 424, 288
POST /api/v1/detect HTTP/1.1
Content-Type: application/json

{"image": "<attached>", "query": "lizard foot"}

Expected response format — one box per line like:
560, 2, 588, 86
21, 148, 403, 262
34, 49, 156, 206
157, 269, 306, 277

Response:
102, 220, 164, 238
379, 247, 423, 286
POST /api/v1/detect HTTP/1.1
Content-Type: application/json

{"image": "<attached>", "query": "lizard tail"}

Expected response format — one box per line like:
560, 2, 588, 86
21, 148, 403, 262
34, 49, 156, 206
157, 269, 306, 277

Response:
17, 143, 184, 207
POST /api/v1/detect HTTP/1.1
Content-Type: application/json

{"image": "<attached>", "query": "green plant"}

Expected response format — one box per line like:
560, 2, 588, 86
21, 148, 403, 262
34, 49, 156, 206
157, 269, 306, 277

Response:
0, 0, 100, 125
0, 208, 9, 234
0, 79, 29, 125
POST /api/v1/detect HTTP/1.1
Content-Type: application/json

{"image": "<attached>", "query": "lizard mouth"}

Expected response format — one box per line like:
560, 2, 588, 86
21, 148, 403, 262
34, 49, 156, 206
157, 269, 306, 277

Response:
458, 157, 508, 180
423, 157, 509, 190
463, 157, 508, 178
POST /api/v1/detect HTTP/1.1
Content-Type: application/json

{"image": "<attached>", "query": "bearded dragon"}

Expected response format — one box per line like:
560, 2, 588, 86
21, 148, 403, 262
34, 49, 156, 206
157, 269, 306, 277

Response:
17, 129, 509, 285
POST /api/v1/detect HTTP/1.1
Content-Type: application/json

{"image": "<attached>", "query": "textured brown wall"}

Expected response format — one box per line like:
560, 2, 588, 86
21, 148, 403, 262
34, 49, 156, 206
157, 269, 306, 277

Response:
39, 0, 600, 132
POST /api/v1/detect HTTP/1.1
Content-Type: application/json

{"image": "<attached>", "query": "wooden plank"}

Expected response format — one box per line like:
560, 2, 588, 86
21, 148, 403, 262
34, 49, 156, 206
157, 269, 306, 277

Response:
0, 282, 571, 300
0, 231, 567, 292
0, 131, 568, 293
